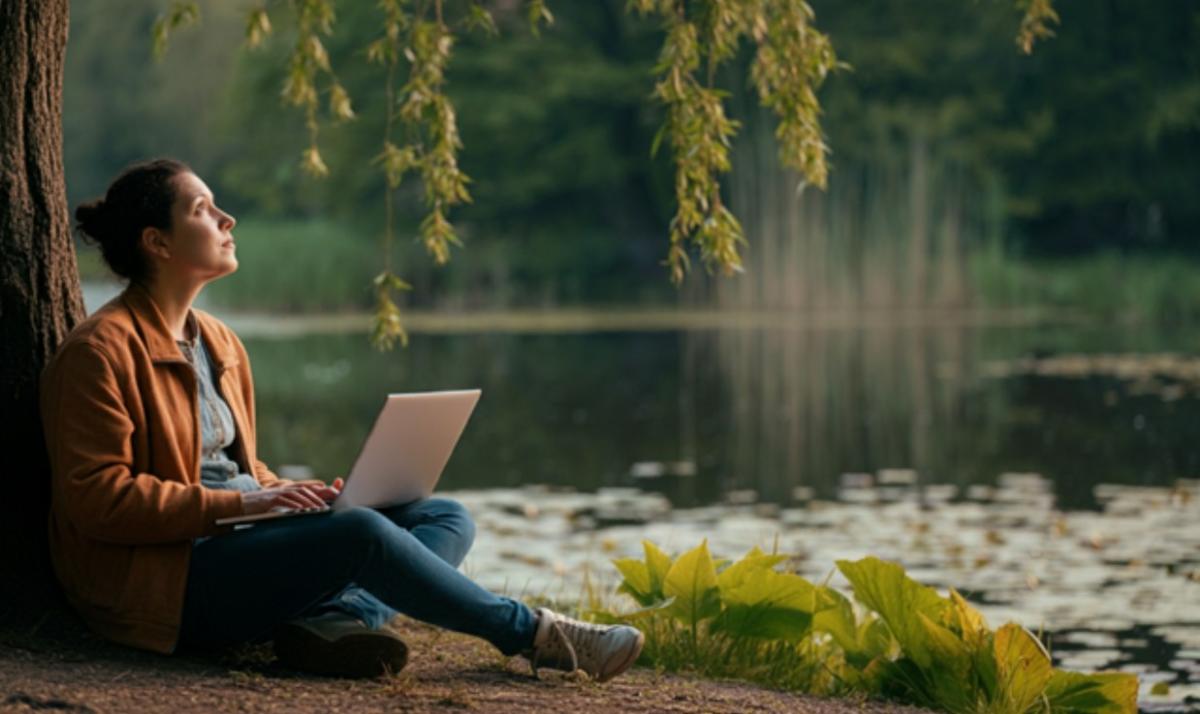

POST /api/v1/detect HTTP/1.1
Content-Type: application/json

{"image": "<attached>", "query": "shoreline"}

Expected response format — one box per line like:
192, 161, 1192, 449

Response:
83, 280, 1075, 337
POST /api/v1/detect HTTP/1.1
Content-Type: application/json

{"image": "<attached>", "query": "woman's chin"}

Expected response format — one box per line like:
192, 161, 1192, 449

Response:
204, 259, 238, 282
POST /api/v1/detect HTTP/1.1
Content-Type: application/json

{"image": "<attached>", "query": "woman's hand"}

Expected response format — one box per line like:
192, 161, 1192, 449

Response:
241, 478, 343, 516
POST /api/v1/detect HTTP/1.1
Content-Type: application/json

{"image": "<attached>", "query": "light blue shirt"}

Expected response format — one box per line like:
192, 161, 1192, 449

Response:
176, 316, 262, 495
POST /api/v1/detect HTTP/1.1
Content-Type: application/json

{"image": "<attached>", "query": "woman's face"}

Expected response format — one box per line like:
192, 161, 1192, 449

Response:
154, 171, 238, 283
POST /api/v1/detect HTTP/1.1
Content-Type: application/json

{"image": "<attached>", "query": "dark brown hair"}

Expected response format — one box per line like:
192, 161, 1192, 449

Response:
74, 158, 193, 284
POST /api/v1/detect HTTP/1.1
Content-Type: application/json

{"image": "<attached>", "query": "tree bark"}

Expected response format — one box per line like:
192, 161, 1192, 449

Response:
0, 0, 84, 606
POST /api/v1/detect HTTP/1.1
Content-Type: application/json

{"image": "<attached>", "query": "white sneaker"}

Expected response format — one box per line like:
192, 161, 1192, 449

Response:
525, 608, 644, 682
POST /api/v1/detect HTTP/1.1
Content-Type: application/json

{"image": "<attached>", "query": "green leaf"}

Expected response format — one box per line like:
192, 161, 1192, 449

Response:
663, 540, 721, 628
608, 597, 677, 622
466, 3, 498, 37
916, 611, 977, 711
711, 568, 819, 641
859, 617, 897, 663
373, 270, 412, 293
918, 612, 973, 676
245, 8, 272, 50
715, 546, 788, 594
329, 83, 355, 122
370, 270, 411, 351
526, 0, 554, 36
814, 587, 897, 670
994, 623, 1054, 714
1044, 670, 1138, 714
813, 586, 858, 648
837, 557, 953, 669
643, 540, 673, 600
949, 589, 989, 648
151, 1, 199, 60
650, 123, 668, 157
613, 557, 656, 607
300, 145, 329, 178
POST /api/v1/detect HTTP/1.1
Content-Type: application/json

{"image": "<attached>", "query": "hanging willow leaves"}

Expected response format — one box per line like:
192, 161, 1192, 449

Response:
1016, 0, 1060, 54
371, 270, 412, 350
368, 0, 415, 350
151, 1, 199, 60
527, 0, 555, 37
282, 0, 352, 179
153, 0, 1057, 349
245, 8, 272, 50
632, 0, 838, 284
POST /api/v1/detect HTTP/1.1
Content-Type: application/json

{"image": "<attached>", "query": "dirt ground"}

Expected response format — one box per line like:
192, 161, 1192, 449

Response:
0, 613, 935, 714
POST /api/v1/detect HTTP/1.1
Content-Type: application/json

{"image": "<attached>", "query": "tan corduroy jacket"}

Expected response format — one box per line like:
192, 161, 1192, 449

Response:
40, 284, 284, 653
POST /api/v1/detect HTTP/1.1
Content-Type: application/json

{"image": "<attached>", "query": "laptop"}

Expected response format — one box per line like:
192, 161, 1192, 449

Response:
216, 389, 481, 527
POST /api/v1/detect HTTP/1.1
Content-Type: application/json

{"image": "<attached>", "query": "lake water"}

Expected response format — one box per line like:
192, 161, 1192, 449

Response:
82, 283, 1200, 709
241, 316, 1200, 709
239, 320, 1200, 509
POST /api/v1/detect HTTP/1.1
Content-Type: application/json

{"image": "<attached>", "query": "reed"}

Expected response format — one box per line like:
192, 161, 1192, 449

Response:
682, 104, 986, 314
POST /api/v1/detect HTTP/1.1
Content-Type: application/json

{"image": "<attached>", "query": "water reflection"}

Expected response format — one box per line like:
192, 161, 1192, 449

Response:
689, 324, 969, 505
243, 321, 1200, 511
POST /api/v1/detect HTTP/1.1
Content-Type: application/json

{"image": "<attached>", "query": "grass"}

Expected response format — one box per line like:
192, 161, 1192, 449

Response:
205, 219, 379, 312
75, 215, 1200, 323
74, 218, 380, 313
971, 250, 1200, 323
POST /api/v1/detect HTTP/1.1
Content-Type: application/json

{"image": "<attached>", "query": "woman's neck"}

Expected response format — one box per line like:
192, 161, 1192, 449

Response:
140, 277, 203, 341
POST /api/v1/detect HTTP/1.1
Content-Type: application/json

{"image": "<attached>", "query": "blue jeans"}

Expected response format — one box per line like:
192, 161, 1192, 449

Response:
178, 498, 537, 656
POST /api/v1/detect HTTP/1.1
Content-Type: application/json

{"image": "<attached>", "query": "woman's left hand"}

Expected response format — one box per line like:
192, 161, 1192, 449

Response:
273, 477, 344, 503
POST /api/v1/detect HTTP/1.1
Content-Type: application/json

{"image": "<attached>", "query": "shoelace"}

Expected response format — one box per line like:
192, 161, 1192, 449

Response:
531, 617, 609, 678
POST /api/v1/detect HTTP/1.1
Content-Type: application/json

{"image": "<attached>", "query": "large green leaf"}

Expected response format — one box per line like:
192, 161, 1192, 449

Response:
1044, 670, 1138, 714
918, 612, 972, 677
711, 568, 819, 641
813, 586, 859, 651
952, 589, 999, 702
613, 557, 657, 606
859, 617, 897, 664
918, 612, 981, 713
716, 546, 789, 594
994, 623, 1054, 714
663, 540, 721, 628
950, 589, 989, 648
837, 557, 953, 669
814, 585, 899, 669
643, 540, 673, 600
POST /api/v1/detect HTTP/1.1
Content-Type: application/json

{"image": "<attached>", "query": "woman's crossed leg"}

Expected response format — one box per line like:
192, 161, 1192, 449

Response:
180, 498, 535, 655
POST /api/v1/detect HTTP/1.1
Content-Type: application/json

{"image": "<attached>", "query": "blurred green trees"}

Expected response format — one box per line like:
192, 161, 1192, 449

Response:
64, 0, 1199, 307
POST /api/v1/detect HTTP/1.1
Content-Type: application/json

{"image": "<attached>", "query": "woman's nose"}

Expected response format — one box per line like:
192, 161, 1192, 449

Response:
220, 210, 236, 231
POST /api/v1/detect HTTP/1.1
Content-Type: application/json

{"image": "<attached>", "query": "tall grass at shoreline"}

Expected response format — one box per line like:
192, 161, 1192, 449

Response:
971, 251, 1200, 323
74, 217, 1200, 322
74, 218, 378, 312
204, 219, 379, 312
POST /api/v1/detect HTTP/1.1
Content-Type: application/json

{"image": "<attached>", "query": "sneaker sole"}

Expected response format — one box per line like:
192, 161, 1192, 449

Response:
273, 623, 409, 678
596, 629, 645, 683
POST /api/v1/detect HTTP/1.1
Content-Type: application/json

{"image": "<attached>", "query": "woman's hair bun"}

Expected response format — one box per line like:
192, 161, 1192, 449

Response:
74, 199, 111, 245
72, 157, 191, 283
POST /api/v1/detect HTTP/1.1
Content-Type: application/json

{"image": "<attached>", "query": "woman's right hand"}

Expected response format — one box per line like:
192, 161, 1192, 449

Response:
241, 484, 331, 515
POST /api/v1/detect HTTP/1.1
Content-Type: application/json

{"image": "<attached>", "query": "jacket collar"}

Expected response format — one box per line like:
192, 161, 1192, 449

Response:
120, 283, 239, 370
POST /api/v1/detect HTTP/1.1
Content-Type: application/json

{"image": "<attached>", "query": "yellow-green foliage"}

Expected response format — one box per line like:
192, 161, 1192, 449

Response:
152, 1, 1058, 349
599, 542, 1137, 714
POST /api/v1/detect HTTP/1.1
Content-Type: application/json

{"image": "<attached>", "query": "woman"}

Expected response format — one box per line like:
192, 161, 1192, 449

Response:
42, 158, 643, 681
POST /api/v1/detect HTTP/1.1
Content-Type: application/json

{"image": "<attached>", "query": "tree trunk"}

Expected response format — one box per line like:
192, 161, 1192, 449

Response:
0, 0, 83, 609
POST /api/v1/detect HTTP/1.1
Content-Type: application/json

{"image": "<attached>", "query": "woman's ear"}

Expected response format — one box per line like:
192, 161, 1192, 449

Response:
140, 226, 171, 262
